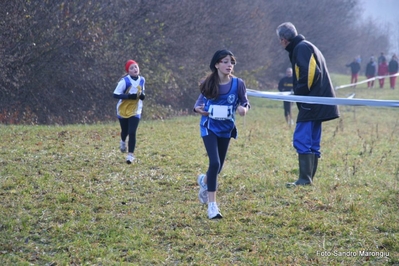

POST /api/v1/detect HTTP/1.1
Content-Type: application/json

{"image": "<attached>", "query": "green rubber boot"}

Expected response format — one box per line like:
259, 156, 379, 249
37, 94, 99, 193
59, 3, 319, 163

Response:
286, 154, 314, 187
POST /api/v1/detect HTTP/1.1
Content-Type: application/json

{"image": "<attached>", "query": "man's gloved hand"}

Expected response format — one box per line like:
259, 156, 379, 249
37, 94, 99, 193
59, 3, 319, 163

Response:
139, 94, 145, 100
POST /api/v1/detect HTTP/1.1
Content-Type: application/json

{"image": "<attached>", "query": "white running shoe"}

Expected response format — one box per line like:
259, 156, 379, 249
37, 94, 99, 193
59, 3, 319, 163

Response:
120, 140, 126, 153
126, 154, 135, 164
197, 174, 208, 204
208, 203, 223, 219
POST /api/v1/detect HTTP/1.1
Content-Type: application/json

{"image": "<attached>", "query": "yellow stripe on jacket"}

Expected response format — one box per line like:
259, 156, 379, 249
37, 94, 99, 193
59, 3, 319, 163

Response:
308, 54, 316, 90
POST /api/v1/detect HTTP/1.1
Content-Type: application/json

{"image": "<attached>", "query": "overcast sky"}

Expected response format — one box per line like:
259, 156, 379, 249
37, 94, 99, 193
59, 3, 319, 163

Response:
361, 0, 398, 24
361, 0, 399, 53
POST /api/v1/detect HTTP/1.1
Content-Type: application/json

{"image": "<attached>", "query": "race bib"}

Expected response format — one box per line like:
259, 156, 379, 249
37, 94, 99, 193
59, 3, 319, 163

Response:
209, 105, 232, 119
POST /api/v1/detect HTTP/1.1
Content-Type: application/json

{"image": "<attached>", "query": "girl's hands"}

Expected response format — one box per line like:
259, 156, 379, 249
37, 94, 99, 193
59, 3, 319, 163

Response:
237, 105, 248, 116
194, 104, 209, 116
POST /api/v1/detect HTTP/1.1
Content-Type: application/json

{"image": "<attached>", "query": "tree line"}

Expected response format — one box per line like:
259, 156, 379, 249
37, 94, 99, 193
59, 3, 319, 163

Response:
0, 0, 390, 125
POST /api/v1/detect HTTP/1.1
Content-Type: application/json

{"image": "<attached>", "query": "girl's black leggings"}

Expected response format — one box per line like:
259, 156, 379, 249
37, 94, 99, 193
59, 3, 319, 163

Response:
119, 116, 140, 153
202, 130, 231, 192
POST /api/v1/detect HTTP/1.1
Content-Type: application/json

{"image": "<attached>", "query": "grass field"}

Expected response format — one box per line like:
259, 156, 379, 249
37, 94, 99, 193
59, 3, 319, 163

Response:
1, 74, 399, 265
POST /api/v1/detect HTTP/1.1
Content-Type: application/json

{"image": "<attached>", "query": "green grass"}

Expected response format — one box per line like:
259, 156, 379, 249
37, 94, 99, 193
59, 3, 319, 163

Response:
1, 74, 399, 265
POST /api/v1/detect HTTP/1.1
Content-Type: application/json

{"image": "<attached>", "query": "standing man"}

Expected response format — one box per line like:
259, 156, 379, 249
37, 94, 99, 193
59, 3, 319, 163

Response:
276, 22, 339, 187
378, 52, 386, 65
345, 57, 361, 87
388, 54, 398, 90
377, 57, 389, 88
278, 67, 294, 126
365, 57, 377, 88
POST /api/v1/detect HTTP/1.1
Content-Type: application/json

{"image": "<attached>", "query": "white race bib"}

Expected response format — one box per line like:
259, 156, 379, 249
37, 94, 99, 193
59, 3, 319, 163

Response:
209, 105, 232, 119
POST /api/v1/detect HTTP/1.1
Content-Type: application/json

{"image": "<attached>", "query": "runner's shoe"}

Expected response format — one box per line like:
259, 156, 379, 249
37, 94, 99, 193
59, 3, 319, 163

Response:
120, 140, 126, 153
197, 174, 208, 204
208, 203, 223, 219
126, 154, 135, 164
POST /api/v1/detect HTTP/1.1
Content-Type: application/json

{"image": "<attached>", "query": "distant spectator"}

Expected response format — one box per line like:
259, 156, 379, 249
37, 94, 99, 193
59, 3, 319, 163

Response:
377, 57, 389, 88
356, 55, 362, 64
346, 57, 361, 87
378, 52, 386, 64
388, 54, 399, 89
365, 57, 377, 88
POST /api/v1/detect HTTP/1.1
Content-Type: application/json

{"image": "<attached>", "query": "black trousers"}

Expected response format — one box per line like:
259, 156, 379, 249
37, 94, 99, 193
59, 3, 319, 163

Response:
119, 116, 140, 153
202, 130, 231, 192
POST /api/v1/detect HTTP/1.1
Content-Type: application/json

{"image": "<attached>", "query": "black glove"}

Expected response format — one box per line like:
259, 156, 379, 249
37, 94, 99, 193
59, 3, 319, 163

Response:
128, 93, 138, 100
139, 94, 145, 100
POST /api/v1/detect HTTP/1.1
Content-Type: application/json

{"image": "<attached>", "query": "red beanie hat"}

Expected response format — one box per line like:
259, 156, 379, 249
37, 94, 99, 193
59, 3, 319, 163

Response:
125, 60, 138, 72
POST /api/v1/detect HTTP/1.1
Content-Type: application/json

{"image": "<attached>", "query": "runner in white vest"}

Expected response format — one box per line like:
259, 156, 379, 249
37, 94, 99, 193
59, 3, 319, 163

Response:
113, 59, 146, 164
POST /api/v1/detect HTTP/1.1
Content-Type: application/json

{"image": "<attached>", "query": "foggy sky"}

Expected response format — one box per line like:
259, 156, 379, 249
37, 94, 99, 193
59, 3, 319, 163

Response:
361, 0, 399, 53
361, 0, 398, 24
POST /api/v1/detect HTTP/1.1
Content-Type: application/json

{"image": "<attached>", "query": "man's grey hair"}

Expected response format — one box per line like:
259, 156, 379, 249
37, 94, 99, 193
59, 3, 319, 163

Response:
276, 22, 298, 42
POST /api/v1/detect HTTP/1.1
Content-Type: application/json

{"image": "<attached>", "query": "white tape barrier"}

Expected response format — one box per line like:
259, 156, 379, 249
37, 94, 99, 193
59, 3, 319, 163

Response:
246, 89, 399, 107
335, 72, 399, 90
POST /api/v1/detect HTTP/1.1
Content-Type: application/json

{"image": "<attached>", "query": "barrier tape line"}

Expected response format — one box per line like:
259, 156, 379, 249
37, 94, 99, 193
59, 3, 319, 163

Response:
246, 89, 399, 107
335, 72, 399, 90
247, 72, 399, 108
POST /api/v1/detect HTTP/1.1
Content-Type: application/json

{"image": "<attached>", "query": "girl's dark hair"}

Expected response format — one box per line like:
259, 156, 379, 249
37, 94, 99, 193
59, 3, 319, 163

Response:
200, 50, 235, 99
199, 72, 220, 99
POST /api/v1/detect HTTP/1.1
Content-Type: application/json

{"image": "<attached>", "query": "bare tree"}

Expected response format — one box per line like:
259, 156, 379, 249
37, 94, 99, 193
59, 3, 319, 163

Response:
0, 0, 391, 124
